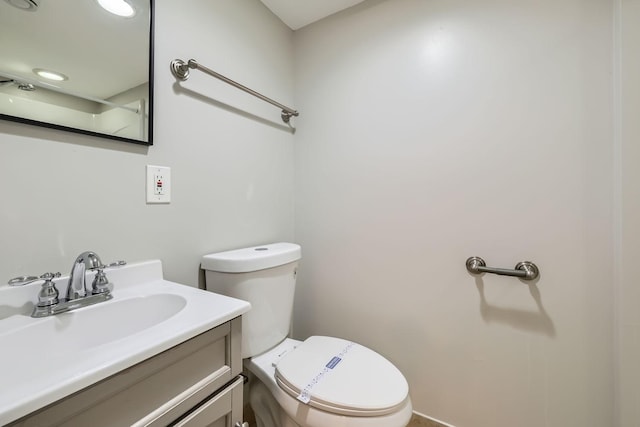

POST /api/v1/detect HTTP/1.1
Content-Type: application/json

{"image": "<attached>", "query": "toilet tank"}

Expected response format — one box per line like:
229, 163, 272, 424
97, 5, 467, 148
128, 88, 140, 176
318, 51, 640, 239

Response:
201, 243, 301, 359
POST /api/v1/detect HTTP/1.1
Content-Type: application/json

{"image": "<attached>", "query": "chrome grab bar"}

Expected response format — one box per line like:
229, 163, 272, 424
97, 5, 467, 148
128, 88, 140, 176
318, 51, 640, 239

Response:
466, 256, 539, 281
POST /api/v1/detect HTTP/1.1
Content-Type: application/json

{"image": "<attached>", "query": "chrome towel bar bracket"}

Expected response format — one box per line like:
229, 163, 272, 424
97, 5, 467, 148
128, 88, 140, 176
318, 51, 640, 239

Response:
466, 256, 539, 281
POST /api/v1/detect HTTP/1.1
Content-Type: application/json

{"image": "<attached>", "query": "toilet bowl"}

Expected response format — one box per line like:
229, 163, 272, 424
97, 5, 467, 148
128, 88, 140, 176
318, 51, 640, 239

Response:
246, 338, 413, 427
201, 243, 412, 427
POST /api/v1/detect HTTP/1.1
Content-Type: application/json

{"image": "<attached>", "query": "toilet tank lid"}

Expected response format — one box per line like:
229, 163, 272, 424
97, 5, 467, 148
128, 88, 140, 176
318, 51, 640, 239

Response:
201, 242, 301, 273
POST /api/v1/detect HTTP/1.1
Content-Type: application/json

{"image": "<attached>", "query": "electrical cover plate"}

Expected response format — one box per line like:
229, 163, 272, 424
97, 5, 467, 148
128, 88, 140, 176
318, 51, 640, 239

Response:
146, 165, 171, 204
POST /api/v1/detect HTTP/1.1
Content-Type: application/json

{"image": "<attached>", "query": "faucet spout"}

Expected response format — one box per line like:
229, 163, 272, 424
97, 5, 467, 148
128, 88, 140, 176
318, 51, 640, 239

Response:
66, 251, 103, 301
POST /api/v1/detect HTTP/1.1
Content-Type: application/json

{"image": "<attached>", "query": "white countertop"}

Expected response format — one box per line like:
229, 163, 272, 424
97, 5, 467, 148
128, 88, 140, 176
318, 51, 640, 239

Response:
0, 260, 251, 425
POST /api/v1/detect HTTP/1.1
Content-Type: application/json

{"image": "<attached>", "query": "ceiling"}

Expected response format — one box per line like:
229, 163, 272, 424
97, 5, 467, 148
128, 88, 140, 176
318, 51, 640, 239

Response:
259, 0, 366, 30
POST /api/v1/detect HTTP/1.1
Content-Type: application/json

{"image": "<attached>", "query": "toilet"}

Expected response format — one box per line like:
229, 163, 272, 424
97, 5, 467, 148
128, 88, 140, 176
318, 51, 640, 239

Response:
201, 242, 413, 427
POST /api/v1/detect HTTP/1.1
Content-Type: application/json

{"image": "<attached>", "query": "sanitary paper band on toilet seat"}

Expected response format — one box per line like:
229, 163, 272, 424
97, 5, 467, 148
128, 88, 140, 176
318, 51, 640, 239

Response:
296, 341, 356, 404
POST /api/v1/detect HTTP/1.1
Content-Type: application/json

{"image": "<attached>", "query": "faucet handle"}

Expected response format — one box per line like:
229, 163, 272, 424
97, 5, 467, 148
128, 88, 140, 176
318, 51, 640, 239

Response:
91, 267, 112, 295
89, 261, 124, 295
36, 272, 62, 307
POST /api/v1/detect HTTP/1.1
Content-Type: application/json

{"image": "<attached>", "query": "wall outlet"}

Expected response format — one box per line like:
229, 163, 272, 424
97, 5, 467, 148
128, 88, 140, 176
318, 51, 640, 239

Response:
146, 165, 171, 204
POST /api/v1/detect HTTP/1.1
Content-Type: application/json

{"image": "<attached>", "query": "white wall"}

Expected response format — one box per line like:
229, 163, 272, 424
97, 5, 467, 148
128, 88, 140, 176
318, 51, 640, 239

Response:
293, 1, 614, 426
616, 1, 640, 425
0, 0, 295, 287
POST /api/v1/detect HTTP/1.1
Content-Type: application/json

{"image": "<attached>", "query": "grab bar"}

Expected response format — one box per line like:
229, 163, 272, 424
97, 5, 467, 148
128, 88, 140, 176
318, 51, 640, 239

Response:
170, 58, 299, 124
466, 256, 539, 281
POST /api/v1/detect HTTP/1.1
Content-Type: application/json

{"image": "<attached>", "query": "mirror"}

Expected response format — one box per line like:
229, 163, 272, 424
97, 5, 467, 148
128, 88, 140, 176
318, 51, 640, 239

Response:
0, 0, 153, 145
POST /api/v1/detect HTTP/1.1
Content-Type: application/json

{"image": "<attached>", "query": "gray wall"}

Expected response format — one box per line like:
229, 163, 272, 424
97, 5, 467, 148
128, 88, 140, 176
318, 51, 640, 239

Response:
0, 0, 295, 287
293, 0, 613, 426
616, 0, 640, 425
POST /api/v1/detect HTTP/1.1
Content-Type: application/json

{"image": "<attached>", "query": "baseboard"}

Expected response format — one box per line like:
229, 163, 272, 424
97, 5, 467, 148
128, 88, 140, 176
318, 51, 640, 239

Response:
409, 411, 456, 427
247, 402, 455, 427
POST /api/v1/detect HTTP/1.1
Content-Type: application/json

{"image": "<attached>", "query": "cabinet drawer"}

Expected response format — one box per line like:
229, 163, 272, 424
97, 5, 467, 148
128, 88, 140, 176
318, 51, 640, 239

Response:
172, 376, 244, 427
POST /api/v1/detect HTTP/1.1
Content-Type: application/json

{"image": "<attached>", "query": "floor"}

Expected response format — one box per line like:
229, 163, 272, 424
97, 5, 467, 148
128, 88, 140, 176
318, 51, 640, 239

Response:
245, 407, 446, 427
408, 413, 448, 427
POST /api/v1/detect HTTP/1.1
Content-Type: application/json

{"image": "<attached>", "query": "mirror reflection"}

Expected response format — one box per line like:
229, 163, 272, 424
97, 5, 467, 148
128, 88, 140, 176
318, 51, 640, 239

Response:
0, 0, 153, 145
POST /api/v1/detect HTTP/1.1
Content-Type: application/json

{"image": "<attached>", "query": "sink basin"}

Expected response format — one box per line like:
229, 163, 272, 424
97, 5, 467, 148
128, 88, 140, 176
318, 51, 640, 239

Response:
0, 293, 188, 394
0, 293, 187, 354
0, 260, 251, 426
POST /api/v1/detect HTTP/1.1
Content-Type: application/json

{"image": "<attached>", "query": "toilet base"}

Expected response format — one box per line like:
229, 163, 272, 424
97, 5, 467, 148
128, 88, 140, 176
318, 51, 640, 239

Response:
250, 377, 299, 427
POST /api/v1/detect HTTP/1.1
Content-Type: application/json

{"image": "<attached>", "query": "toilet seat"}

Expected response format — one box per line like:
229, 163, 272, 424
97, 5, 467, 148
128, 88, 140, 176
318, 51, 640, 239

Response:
274, 336, 409, 417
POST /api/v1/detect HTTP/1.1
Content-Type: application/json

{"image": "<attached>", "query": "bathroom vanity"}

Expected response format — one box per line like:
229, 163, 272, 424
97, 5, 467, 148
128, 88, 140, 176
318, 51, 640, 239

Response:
8, 318, 243, 426
0, 260, 251, 426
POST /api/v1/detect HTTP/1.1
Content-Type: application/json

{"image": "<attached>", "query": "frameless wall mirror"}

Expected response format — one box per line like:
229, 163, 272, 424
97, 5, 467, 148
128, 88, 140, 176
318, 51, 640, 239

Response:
0, 0, 154, 145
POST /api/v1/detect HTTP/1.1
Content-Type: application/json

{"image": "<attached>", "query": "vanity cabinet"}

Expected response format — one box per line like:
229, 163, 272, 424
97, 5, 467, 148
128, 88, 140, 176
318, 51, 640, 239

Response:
9, 317, 244, 427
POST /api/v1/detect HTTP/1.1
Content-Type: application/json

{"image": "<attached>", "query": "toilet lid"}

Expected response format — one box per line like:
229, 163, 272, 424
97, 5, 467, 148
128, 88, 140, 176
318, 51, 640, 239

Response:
274, 336, 409, 416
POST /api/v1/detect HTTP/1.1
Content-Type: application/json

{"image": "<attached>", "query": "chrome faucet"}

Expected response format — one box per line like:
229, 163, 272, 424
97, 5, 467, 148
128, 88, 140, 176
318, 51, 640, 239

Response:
6, 251, 123, 318
67, 251, 104, 300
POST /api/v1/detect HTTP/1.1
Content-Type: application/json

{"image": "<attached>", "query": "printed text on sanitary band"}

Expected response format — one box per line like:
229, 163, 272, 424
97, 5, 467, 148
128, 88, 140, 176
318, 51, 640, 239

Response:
296, 342, 356, 404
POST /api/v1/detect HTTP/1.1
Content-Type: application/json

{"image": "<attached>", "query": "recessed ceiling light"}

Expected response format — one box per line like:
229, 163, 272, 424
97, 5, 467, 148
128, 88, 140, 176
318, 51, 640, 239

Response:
97, 0, 135, 17
33, 68, 68, 82
3, 0, 39, 12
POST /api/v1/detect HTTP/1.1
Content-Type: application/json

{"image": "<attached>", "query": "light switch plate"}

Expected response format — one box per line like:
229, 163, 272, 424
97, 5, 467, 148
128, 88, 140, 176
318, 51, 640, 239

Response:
146, 165, 171, 204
